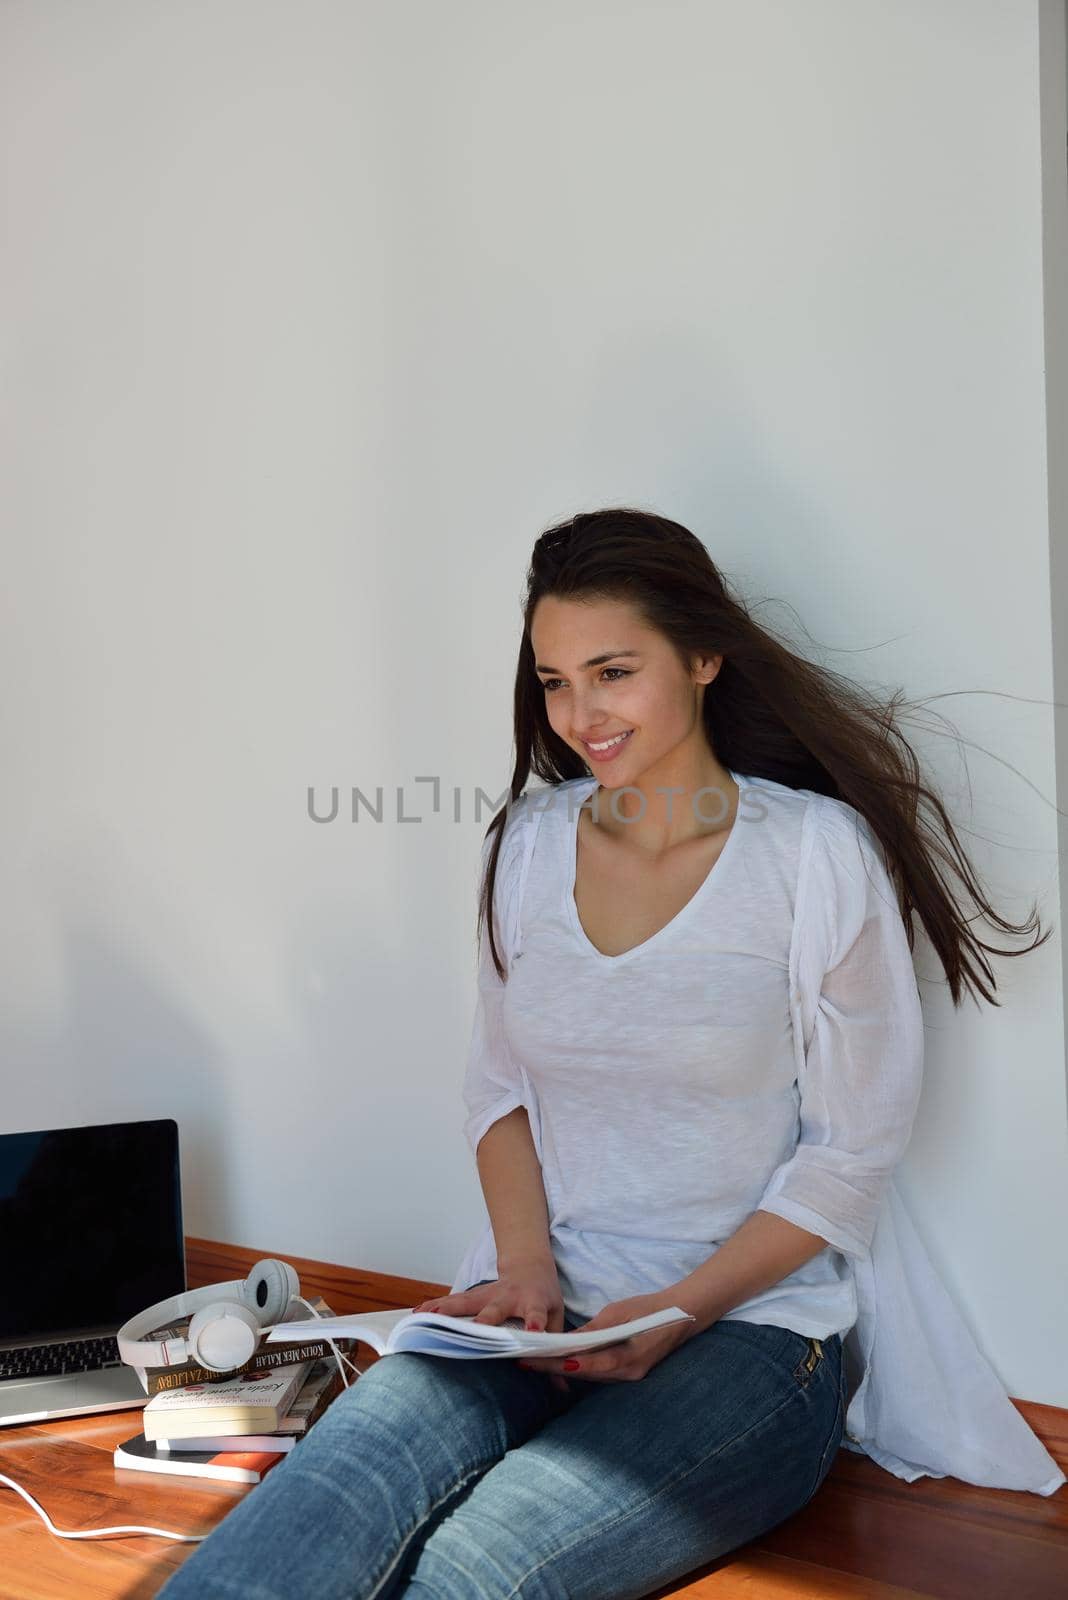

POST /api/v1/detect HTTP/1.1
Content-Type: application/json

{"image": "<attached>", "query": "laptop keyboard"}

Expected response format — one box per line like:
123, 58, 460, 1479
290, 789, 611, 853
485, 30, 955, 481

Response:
0, 1335, 123, 1380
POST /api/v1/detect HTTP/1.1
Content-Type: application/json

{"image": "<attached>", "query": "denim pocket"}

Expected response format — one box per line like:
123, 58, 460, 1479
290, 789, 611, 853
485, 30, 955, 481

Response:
714, 1319, 826, 1391
791, 1335, 826, 1389
803, 1336, 846, 1500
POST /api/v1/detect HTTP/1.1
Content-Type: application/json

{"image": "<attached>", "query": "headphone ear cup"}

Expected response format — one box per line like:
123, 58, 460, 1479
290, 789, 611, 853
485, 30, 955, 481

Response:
242, 1258, 300, 1326
187, 1301, 261, 1372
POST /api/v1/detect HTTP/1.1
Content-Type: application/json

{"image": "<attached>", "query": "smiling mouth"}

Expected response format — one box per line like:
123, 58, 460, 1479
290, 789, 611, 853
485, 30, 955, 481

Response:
581, 729, 634, 756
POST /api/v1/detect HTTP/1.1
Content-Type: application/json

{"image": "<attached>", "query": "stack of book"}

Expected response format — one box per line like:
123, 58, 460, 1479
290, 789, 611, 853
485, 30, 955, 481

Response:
114, 1295, 351, 1484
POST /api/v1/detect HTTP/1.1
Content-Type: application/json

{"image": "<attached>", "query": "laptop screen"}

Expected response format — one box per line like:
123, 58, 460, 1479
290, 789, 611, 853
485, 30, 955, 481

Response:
0, 1119, 186, 1342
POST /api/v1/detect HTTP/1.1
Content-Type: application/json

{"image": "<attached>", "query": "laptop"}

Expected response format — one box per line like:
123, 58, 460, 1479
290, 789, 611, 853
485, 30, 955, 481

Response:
0, 1118, 186, 1426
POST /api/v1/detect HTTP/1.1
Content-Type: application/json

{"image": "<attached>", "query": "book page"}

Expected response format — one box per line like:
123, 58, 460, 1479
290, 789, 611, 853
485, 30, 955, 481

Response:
265, 1305, 696, 1359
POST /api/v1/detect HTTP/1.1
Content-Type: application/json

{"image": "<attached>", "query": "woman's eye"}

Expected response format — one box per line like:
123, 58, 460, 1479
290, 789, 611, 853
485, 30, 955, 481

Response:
541, 668, 630, 693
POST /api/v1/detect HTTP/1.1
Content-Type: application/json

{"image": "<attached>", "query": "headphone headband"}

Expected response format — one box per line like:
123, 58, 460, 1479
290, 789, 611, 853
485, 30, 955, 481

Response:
116, 1258, 300, 1376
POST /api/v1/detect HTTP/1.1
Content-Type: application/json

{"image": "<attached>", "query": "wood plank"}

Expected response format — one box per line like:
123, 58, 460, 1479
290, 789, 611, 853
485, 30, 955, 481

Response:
0, 1428, 221, 1596
646, 1548, 934, 1598
185, 1235, 438, 1317
754, 1467, 1068, 1599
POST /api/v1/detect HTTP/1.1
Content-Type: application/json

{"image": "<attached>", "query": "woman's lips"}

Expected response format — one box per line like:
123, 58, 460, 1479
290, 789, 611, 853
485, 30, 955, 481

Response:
581, 729, 634, 763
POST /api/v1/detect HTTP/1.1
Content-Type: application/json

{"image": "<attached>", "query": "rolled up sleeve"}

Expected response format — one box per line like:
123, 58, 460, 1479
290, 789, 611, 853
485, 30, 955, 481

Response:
461, 810, 531, 1158
756, 801, 925, 1258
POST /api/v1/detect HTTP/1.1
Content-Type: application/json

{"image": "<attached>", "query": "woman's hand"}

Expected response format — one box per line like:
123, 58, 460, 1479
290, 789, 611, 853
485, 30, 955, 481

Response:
514, 1291, 700, 1384
412, 1259, 573, 1393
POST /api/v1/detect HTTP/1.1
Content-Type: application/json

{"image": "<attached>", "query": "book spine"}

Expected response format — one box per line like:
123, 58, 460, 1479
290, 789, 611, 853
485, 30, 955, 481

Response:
144, 1339, 334, 1396
291, 1367, 345, 1432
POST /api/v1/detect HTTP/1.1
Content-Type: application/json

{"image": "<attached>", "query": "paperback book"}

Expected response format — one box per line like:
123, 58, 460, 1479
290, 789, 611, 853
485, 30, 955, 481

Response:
142, 1356, 313, 1442
114, 1433, 286, 1485
264, 1304, 696, 1360
159, 1361, 343, 1453
143, 1336, 336, 1395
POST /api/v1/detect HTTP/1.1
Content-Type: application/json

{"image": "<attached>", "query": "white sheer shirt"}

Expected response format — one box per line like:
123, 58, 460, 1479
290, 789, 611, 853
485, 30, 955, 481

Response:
449, 773, 1064, 1496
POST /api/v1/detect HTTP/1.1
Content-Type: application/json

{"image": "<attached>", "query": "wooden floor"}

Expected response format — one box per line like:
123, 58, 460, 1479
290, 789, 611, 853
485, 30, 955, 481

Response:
0, 1238, 1064, 1599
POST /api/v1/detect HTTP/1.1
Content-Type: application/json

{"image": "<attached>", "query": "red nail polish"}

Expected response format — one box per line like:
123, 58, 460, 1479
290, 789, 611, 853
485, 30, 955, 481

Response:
563, 1358, 580, 1371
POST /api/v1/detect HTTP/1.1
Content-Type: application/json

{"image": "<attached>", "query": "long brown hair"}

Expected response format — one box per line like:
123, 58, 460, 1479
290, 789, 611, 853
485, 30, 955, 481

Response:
478, 507, 1051, 1006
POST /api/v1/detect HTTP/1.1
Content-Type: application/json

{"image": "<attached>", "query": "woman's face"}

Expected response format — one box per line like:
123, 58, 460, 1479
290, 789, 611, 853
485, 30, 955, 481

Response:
529, 594, 720, 789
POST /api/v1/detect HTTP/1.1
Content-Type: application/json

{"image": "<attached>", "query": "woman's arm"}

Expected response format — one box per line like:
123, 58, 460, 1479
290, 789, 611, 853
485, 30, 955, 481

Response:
476, 1106, 555, 1270
672, 1211, 829, 1333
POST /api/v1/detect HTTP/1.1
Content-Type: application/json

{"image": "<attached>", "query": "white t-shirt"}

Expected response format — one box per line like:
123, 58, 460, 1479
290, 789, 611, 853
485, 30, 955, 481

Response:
448, 771, 1066, 1498
451, 771, 858, 1335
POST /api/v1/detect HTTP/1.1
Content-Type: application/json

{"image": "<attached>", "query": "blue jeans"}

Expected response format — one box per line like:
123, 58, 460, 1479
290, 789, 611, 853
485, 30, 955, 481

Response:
158, 1281, 846, 1600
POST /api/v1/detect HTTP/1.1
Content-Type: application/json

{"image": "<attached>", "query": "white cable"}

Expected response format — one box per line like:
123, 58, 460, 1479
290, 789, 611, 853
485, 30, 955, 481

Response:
0, 1290, 365, 1543
287, 1293, 365, 1387
0, 1468, 208, 1542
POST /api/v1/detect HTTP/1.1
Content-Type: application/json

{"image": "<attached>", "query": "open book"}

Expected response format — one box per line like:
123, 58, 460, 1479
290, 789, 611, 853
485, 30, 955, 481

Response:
263, 1305, 696, 1360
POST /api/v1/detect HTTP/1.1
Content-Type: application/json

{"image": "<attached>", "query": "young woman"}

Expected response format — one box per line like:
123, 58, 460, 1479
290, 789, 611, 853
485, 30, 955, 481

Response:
161, 509, 1060, 1600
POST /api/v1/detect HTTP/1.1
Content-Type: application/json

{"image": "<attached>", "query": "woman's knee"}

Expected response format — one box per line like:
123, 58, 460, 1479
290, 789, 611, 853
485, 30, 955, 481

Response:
319, 1351, 502, 1451
316, 1352, 442, 1430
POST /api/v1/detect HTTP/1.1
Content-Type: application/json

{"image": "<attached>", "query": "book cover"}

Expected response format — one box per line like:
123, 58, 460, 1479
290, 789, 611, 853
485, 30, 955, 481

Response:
264, 1304, 696, 1360
144, 1338, 336, 1395
142, 1359, 313, 1442
114, 1432, 286, 1484
159, 1362, 344, 1453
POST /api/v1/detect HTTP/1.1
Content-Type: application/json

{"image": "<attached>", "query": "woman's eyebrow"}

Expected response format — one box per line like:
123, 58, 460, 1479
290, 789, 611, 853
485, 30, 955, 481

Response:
534, 650, 643, 674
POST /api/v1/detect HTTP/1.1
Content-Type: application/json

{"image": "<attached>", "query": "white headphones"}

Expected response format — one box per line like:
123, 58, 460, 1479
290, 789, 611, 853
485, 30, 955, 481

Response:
116, 1258, 300, 1375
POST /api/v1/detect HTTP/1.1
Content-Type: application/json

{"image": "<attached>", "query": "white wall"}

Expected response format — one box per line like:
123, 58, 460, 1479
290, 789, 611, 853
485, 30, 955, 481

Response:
2, 1, 1066, 1404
